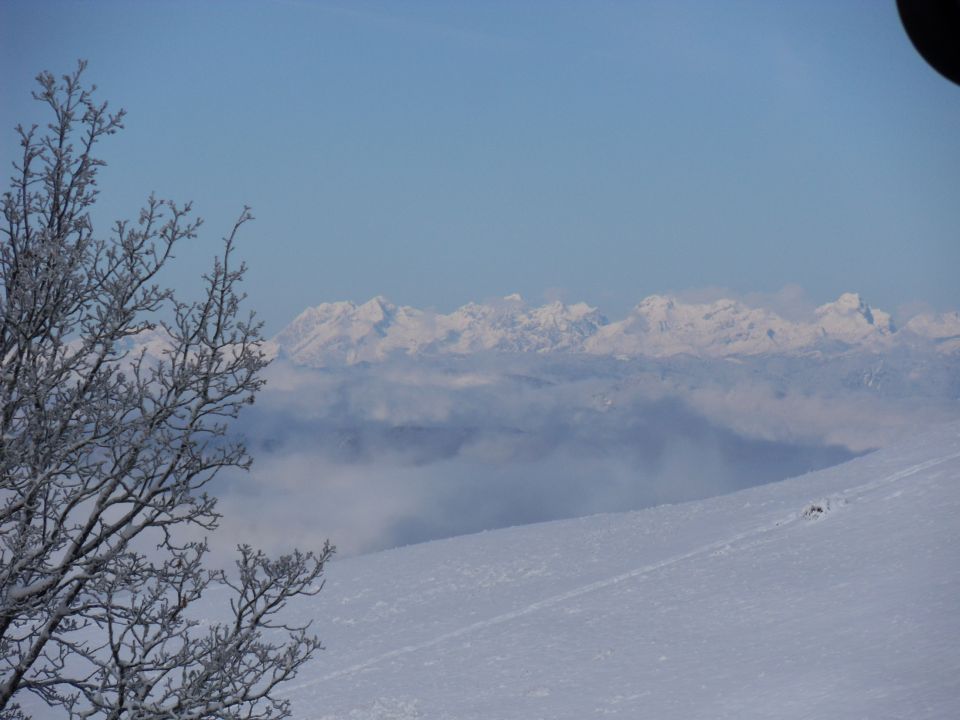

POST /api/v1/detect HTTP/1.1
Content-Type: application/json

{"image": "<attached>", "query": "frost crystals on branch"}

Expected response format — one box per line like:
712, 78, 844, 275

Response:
0, 61, 334, 720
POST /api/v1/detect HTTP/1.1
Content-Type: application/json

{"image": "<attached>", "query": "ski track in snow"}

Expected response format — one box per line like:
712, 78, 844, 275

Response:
283, 449, 960, 692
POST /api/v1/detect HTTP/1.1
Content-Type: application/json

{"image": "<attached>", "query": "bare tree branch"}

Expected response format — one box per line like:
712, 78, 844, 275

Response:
0, 61, 333, 720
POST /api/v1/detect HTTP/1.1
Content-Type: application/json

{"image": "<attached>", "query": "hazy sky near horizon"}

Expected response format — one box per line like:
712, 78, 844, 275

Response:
2, 0, 958, 332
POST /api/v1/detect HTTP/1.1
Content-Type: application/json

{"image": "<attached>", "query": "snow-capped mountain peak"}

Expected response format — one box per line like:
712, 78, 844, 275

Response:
635, 294, 676, 312
273, 297, 424, 365
585, 294, 792, 357
270, 293, 957, 367
354, 295, 395, 325
813, 292, 894, 342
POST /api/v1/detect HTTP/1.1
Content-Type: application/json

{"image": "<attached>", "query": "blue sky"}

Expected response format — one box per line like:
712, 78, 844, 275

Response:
2, 0, 958, 332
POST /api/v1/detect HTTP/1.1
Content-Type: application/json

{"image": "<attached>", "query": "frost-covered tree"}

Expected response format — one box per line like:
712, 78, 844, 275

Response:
0, 62, 333, 720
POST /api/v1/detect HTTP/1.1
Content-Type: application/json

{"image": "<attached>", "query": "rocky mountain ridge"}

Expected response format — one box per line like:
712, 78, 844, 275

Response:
270, 292, 960, 367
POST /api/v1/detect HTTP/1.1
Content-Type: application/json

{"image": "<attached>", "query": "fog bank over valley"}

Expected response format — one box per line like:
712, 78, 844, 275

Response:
210, 326, 959, 556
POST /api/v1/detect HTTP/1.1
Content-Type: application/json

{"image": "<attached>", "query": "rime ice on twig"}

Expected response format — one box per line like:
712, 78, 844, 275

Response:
0, 61, 333, 720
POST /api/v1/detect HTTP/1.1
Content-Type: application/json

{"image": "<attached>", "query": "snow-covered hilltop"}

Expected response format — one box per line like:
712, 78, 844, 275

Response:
271, 292, 958, 367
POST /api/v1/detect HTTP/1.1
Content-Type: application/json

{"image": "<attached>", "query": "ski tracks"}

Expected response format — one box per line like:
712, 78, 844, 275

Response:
285, 450, 960, 691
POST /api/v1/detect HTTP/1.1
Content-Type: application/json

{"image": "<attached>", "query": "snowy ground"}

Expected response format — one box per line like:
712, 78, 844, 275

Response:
278, 421, 960, 719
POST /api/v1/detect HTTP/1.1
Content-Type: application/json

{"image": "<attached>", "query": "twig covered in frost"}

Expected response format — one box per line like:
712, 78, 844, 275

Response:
0, 61, 334, 720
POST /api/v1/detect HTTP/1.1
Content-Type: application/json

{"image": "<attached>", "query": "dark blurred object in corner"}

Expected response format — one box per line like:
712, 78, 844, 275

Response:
897, 0, 960, 85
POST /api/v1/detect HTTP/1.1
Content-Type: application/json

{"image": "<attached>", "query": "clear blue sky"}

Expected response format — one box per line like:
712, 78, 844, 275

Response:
2, 0, 958, 331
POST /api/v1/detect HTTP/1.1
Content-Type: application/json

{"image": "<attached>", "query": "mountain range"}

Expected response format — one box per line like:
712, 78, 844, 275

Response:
270, 292, 960, 367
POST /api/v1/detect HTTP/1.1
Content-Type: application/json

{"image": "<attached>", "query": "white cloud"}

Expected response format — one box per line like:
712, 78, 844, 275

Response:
198, 344, 960, 559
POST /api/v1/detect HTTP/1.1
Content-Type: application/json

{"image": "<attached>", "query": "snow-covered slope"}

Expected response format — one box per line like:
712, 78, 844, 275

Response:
280, 422, 960, 719
271, 292, 953, 367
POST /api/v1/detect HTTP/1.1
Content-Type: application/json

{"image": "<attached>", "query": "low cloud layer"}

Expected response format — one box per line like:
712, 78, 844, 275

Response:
198, 350, 958, 560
